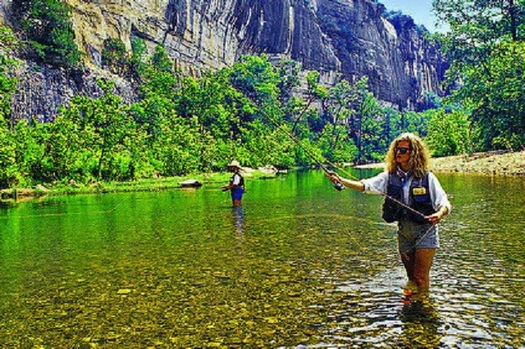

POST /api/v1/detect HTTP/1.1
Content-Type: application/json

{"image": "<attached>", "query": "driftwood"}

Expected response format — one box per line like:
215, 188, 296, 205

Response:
179, 179, 202, 188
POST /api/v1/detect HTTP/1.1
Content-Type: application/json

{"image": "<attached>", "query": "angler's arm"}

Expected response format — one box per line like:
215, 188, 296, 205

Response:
327, 171, 389, 194
325, 172, 365, 191
426, 206, 449, 224
222, 183, 240, 191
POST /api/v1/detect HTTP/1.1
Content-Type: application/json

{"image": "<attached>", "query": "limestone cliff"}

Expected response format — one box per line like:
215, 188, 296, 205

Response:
1, 0, 447, 121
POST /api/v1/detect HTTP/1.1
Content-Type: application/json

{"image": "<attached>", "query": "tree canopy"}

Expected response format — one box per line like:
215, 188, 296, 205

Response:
434, 0, 525, 150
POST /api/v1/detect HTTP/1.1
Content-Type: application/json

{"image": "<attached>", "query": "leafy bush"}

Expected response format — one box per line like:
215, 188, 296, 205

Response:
13, 0, 81, 67
102, 38, 128, 75
425, 108, 472, 157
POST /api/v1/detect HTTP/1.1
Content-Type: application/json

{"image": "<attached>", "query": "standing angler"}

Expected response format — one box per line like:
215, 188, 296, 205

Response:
326, 133, 451, 295
222, 160, 245, 207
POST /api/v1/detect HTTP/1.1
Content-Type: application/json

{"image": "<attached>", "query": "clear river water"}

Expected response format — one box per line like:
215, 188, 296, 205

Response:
0, 170, 524, 348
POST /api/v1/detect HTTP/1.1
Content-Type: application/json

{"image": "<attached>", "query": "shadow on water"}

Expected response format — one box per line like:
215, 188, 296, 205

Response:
0, 171, 523, 348
398, 296, 442, 349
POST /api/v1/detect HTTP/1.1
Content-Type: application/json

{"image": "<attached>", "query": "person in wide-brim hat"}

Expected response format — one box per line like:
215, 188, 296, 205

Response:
227, 160, 241, 169
222, 160, 245, 206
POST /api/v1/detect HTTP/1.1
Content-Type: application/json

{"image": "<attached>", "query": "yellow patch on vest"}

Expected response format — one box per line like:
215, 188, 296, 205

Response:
413, 187, 427, 195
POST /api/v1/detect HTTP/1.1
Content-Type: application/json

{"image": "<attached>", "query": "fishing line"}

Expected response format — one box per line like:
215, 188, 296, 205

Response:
250, 99, 349, 191
412, 222, 438, 251
385, 222, 439, 273
259, 213, 381, 224
257, 213, 388, 251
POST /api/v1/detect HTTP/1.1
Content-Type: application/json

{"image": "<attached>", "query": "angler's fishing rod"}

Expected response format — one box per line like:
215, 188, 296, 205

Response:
241, 95, 428, 221
257, 108, 347, 191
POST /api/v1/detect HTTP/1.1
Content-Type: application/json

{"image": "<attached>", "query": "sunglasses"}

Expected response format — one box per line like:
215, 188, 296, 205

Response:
394, 147, 411, 154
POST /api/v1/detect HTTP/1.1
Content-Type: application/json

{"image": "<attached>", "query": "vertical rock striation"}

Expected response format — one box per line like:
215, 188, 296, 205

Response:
2, 0, 447, 121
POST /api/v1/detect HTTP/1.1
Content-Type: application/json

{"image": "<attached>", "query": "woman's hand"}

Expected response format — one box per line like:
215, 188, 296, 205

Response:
325, 171, 341, 184
426, 212, 442, 224
426, 207, 448, 224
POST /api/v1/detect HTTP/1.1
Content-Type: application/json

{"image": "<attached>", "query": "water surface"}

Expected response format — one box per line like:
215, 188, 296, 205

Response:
0, 170, 523, 348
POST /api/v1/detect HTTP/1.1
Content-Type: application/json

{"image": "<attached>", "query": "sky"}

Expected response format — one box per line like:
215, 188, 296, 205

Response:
378, 0, 447, 33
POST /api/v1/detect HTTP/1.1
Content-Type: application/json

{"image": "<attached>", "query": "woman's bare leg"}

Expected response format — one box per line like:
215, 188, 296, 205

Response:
413, 248, 436, 290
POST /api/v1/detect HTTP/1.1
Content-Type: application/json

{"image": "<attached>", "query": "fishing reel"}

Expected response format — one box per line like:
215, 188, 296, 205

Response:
333, 181, 346, 191
326, 170, 346, 191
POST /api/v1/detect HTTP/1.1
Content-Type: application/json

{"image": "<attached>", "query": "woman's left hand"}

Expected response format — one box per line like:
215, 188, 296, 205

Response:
325, 171, 341, 184
426, 212, 443, 224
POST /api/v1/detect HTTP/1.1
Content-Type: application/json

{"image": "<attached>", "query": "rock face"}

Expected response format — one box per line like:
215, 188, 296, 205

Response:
2, 0, 448, 121
314, 0, 447, 109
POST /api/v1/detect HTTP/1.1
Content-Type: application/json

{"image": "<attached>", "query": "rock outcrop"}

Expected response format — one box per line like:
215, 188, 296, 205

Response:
1, 0, 448, 122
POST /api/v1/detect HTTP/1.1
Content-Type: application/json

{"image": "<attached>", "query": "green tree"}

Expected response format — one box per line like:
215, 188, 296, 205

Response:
137, 45, 180, 99
0, 116, 18, 188
289, 71, 329, 137
461, 41, 525, 150
359, 92, 387, 162
277, 58, 302, 105
381, 107, 403, 142
403, 111, 428, 136
317, 77, 370, 163
127, 38, 148, 83
0, 27, 20, 120
434, 0, 524, 73
434, 0, 525, 150
14, 0, 81, 67
150, 115, 205, 175
0, 27, 22, 188
11, 119, 47, 186
102, 38, 129, 75
229, 54, 281, 104
57, 80, 139, 181
425, 107, 473, 156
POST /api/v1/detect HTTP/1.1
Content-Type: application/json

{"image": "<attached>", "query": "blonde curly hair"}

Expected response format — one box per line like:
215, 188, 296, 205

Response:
385, 133, 430, 178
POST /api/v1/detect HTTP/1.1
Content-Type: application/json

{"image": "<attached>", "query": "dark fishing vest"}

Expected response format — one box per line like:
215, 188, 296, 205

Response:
381, 171, 435, 223
230, 172, 244, 188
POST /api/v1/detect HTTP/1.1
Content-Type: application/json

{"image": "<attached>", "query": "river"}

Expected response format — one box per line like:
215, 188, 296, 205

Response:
0, 170, 523, 348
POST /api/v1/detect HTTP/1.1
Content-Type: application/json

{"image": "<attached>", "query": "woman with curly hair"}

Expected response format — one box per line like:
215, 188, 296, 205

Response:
326, 133, 451, 294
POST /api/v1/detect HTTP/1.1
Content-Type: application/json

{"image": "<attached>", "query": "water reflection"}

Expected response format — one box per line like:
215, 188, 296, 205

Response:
399, 295, 442, 348
232, 206, 245, 232
232, 206, 245, 243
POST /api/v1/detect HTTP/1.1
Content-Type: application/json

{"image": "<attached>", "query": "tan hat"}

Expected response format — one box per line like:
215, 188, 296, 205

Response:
228, 160, 241, 168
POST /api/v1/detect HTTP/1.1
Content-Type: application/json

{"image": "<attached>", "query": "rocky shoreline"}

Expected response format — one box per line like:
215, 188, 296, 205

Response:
430, 150, 525, 176
357, 150, 525, 176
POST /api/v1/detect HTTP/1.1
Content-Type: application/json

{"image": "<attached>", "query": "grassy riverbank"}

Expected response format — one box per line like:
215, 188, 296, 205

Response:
0, 168, 280, 201
2, 151, 524, 201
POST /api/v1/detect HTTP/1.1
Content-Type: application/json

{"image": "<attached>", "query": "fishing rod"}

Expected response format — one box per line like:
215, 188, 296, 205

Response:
241, 95, 429, 221
251, 102, 347, 191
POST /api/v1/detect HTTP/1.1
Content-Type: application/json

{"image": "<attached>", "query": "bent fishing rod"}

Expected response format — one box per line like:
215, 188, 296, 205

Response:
242, 97, 441, 253
254, 106, 346, 191
240, 95, 429, 222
